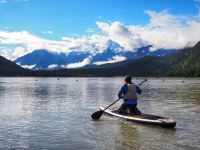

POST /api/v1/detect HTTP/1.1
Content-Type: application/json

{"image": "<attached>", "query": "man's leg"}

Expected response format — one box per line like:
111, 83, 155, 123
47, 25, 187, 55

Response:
129, 104, 141, 115
135, 106, 141, 115
118, 103, 129, 114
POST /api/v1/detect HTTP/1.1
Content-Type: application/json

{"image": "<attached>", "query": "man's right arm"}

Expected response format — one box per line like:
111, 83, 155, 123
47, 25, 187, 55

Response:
118, 87, 123, 99
118, 85, 127, 99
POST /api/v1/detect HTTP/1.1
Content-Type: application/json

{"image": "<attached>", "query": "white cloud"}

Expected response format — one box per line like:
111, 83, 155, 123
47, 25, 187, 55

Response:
12, 47, 28, 59
0, 0, 7, 4
97, 10, 200, 51
14, 0, 30, 2
0, 0, 30, 4
17, 63, 36, 69
97, 21, 144, 51
41, 30, 53, 34
135, 10, 200, 50
0, 29, 108, 60
144, 10, 180, 28
48, 64, 58, 69
0, 30, 70, 59
62, 34, 108, 55
98, 16, 103, 19
93, 55, 127, 65
47, 30, 53, 34
62, 57, 91, 69
1, 9, 200, 61
86, 28, 95, 33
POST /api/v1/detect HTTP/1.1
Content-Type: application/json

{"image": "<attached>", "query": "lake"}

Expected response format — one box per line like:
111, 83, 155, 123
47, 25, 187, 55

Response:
0, 77, 200, 150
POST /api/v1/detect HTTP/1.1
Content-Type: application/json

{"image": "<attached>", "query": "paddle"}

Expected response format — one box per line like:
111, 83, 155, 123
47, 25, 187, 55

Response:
91, 78, 147, 120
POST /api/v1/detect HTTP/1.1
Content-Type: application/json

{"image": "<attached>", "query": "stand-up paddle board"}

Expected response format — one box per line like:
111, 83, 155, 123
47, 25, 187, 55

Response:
100, 106, 176, 128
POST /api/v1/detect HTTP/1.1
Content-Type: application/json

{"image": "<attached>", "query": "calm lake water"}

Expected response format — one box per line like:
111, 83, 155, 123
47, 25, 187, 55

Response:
0, 77, 199, 150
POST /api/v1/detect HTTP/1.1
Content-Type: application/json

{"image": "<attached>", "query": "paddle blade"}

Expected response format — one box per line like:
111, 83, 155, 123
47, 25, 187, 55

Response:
91, 110, 104, 120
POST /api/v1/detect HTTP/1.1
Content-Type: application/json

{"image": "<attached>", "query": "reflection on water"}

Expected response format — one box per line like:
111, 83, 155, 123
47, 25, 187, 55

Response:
0, 77, 200, 149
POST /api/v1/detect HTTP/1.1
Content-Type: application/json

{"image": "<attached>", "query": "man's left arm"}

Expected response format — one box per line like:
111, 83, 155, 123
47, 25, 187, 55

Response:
136, 86, 142, 94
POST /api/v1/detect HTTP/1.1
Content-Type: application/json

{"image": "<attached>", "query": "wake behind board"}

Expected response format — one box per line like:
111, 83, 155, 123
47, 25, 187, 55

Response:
100, 106, 176, 128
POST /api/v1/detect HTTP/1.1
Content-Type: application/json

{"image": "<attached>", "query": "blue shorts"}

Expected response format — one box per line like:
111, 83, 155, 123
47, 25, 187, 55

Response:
124, 99, 137, 104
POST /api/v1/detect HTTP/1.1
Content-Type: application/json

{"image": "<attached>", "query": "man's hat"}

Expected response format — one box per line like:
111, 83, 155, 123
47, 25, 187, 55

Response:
124, 75, 132, 83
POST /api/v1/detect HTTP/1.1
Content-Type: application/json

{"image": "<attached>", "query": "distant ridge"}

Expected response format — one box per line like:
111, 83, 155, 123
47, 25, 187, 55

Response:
0, 55, 31, 76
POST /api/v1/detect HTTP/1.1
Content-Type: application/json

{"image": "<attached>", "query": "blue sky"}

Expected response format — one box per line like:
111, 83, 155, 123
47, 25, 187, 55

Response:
0, 0, 198, 39
0, 0, 200, 60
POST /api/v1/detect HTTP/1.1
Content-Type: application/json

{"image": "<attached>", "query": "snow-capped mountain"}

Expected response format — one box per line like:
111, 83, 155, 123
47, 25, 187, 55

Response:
14, 40, 176, 70
15, 49, 90, 70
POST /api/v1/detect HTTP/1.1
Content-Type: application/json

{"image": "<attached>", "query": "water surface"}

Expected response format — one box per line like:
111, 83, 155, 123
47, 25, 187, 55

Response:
0, 77, 199, 149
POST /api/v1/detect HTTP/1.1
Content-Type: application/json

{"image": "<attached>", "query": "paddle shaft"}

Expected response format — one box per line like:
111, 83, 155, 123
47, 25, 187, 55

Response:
137, 79, 147, 87
103, 98, 121, 111
102, 78, 147, 112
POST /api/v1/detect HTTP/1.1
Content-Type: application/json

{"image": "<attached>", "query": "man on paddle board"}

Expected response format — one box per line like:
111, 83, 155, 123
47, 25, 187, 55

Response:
118, 75, 141, 115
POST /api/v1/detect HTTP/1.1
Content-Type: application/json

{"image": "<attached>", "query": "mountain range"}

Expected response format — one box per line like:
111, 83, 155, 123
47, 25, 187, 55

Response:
14, 40, 176, 70
33, 41, 200, 77
1, 41, 199, 77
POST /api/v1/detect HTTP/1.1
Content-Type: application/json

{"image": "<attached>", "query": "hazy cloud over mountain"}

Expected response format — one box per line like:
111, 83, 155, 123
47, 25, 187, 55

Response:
62, 57, 92, 69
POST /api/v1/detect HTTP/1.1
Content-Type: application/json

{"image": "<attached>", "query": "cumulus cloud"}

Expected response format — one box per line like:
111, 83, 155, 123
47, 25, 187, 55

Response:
14, 0, 30, 2
16, 63, 36, 69
47, 30, 53, 34
134, 10, 200, 51
93, 55, 127, 65
41, 30, 53, 34
62, 57, 91, 69
0, 30, 70, 59
1, 9, 200, 61
97, 10, 200, 51
98, 16, 103, 19
62, 34, 108, 54
0, 0, 29, 4
48, 64, 58, 69
86, 28, 95, 33
96, 21, 144, 51
0, 0, 7, 4
0, 29, 109, 60
21, 64, 35, 69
